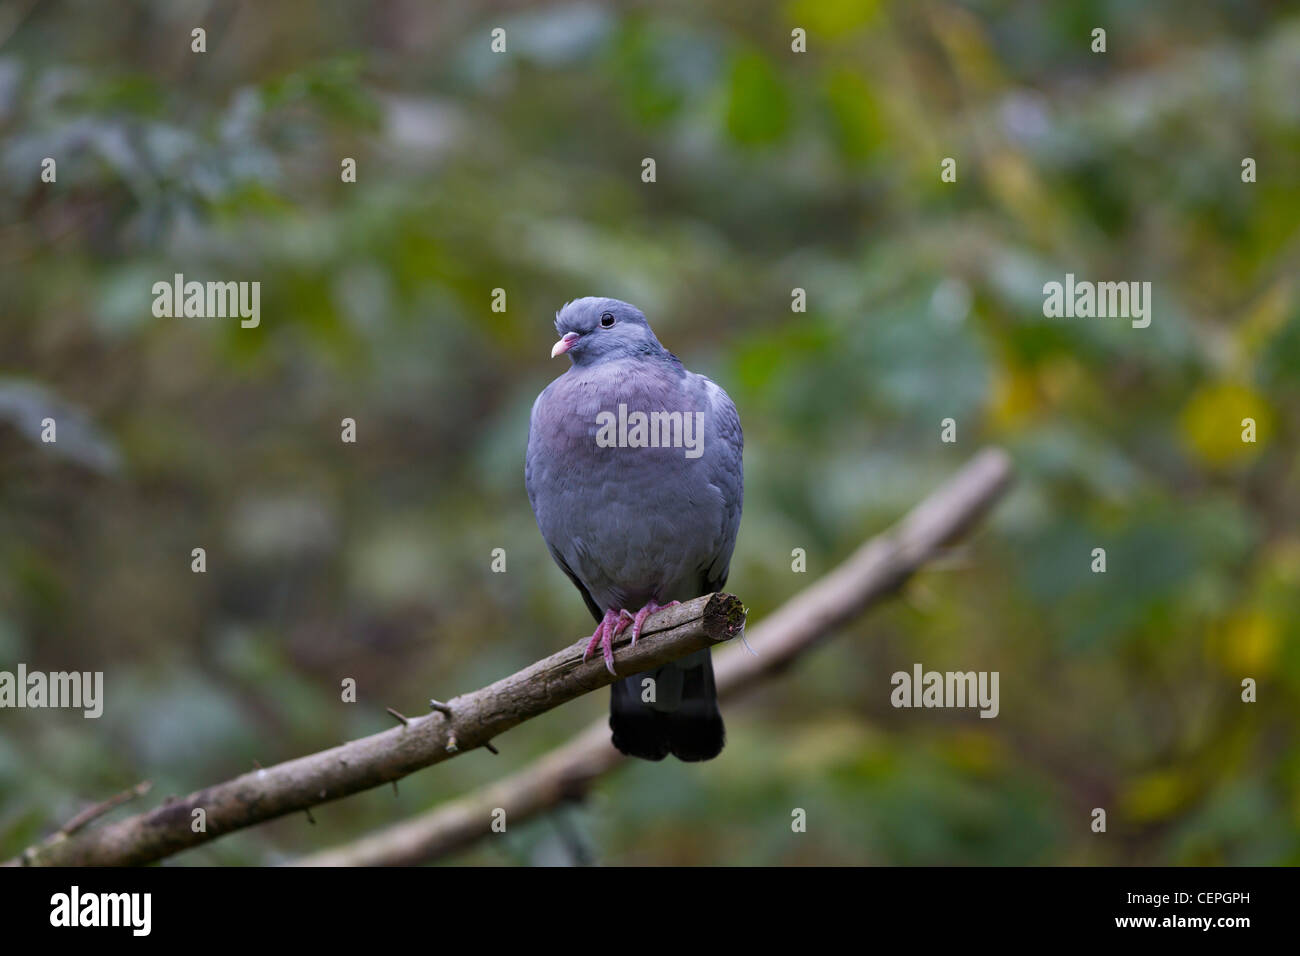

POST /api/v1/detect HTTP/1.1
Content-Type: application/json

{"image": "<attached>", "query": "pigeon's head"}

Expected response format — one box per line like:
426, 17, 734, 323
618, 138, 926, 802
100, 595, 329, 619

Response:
550, 297, 666, 365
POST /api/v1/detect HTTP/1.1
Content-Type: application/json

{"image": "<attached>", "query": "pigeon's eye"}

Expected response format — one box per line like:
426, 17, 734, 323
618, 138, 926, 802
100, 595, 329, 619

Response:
600, 312, 615, 328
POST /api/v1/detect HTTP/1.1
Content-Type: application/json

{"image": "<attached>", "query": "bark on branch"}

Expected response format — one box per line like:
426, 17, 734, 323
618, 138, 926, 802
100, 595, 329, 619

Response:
295, 447, 1014, 866
11, 593, 747, 866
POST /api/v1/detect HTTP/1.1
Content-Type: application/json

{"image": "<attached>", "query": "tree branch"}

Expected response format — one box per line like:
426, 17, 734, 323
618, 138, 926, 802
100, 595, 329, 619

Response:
294, 448, 1014, 866
10, 593, 747, 866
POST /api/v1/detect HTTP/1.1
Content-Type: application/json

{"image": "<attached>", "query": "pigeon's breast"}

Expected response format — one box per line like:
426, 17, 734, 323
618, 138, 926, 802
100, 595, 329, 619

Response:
528, 361, 729, 609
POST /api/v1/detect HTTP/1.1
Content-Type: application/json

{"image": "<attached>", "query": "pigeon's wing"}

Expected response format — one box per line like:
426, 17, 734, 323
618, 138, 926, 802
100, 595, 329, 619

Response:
696, 373, 744, 593
526, 385, 603, 624
547, 544, 602, 623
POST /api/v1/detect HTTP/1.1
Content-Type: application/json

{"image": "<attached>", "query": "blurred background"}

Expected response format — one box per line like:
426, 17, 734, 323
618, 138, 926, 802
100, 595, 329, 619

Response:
2, 0, 1299, 865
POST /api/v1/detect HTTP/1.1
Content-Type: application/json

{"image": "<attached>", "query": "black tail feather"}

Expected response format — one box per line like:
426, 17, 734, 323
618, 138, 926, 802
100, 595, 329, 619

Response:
665, 651, 725, 761
609, 649, 724, 762
609, 676, 671, 761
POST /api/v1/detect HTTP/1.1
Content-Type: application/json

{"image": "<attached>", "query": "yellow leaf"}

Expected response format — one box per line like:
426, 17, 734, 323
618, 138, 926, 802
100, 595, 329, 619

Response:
940, 729, 1005, 776
786, 0, 882, 38
1214, 610, 1280, 676
1122, 771, 1192, 822
988, 366, 1039, 429
1179, 382, 1272, 466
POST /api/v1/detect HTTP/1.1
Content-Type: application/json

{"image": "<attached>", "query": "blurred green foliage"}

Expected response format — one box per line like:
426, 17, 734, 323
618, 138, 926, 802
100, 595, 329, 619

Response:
1, 0, 1298, 865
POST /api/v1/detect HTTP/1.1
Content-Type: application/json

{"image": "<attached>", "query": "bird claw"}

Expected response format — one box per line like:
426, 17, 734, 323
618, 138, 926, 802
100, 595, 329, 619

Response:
582, 600, 686, 676
582, 604, 680, 675
583, 609, 632, 675
629, 600, 680, 647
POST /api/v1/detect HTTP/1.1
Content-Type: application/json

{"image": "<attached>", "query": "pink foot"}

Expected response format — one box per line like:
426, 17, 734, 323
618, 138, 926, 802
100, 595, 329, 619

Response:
584, 609, 635, 675
629, 600, 681, 647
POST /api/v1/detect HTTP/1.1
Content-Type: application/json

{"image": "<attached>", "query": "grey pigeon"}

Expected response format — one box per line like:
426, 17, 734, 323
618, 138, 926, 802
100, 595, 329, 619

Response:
525, 297, 743, 761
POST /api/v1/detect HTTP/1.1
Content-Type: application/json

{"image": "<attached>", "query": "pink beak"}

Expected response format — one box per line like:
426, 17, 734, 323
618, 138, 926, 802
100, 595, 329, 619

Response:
551, 331, 580, 358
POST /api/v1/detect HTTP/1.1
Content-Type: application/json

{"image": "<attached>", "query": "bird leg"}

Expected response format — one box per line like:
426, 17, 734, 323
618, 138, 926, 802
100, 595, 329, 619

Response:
584, 608, 635, 675
629, 600, 681, 647
583, 601, 681, 674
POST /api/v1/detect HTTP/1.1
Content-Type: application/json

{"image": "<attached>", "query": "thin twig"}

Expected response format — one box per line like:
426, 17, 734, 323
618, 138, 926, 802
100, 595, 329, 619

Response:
58, 782, 153, 837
